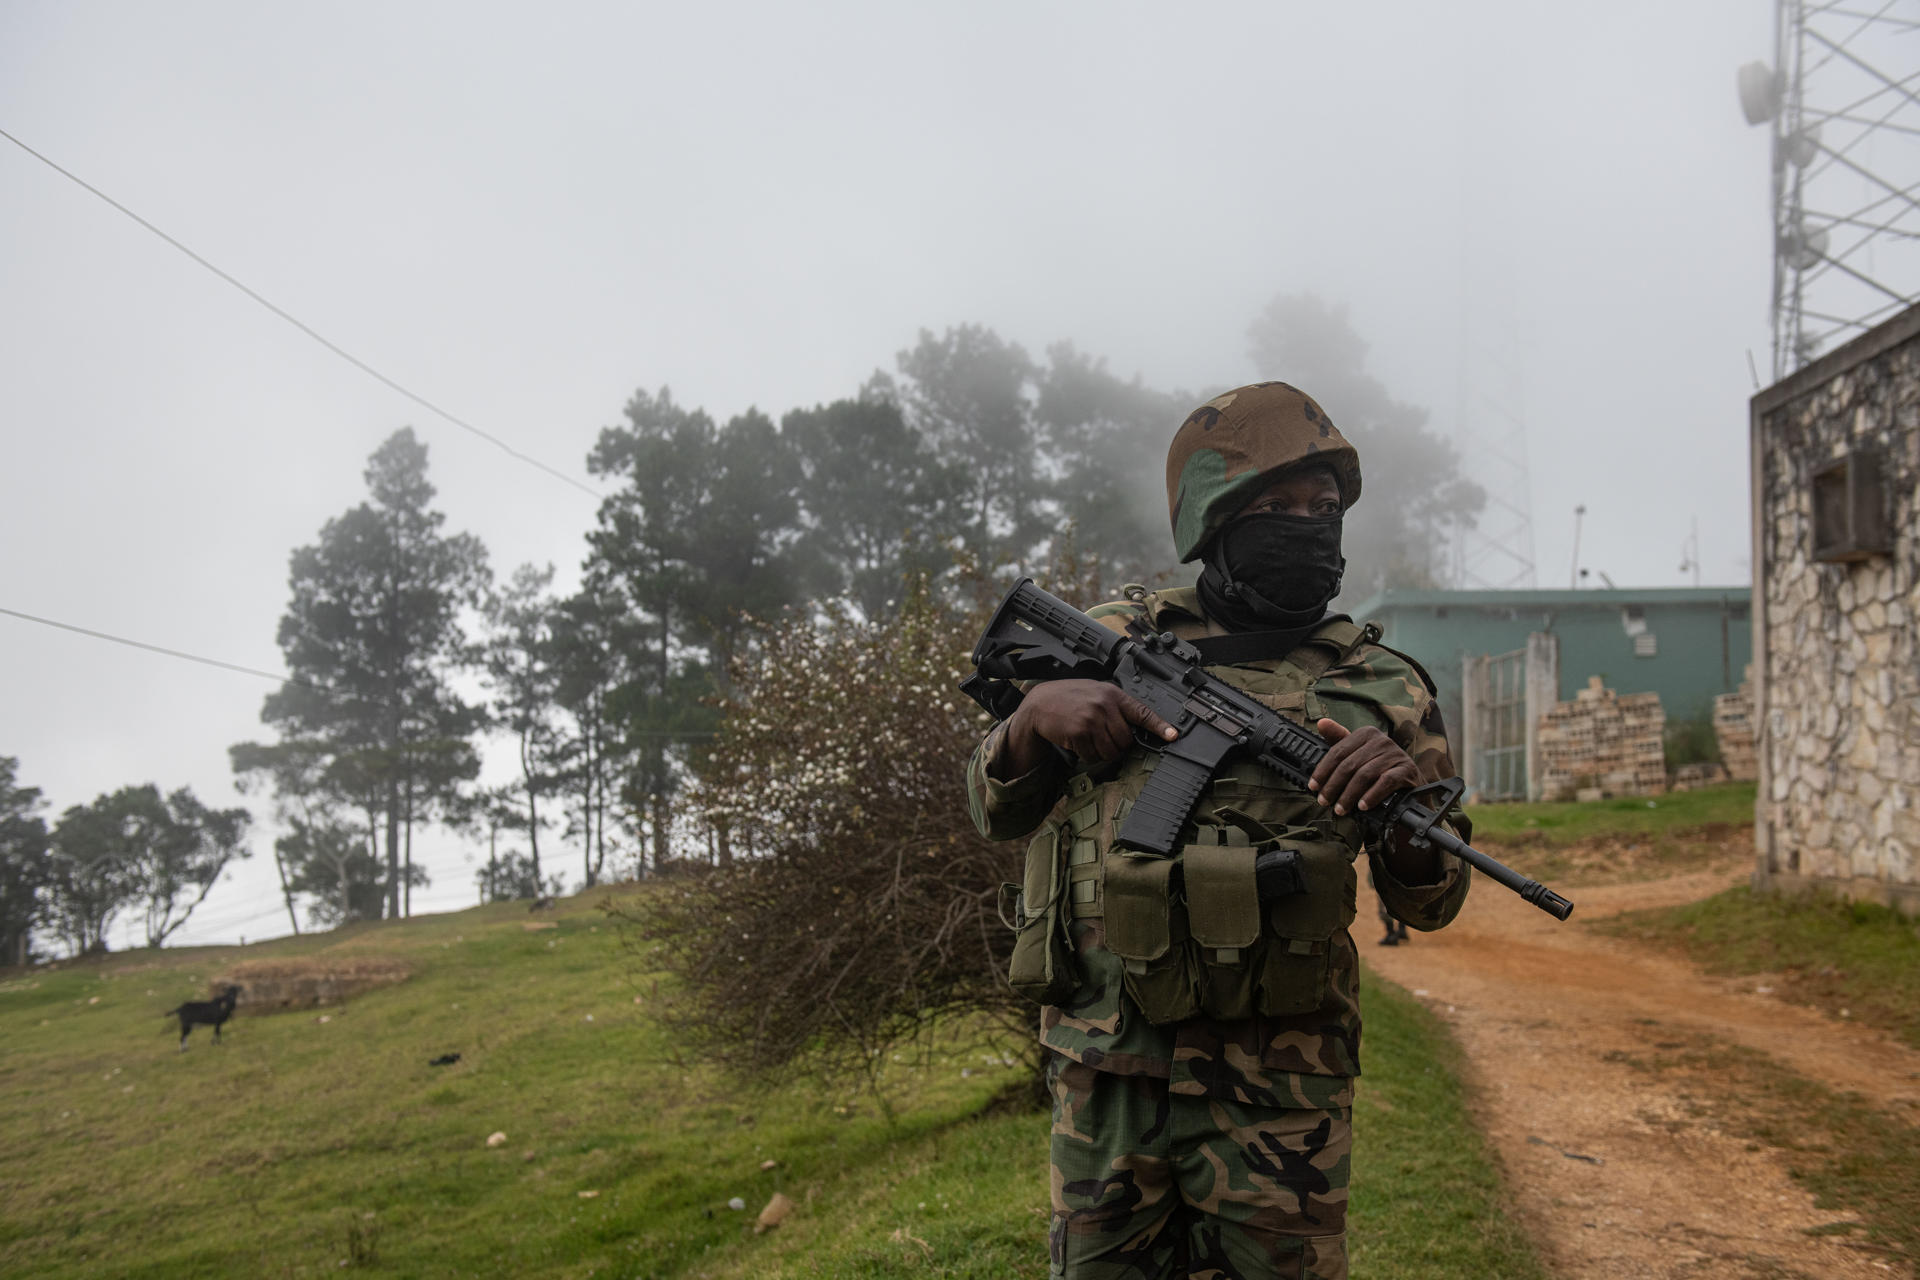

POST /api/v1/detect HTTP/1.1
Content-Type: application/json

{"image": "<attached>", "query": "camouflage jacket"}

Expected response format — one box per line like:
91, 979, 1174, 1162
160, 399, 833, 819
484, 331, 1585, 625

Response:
966, 587, 1470, 1108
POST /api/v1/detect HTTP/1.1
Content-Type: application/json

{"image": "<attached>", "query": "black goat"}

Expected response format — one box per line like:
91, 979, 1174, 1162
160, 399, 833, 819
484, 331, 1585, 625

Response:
164, 985, 241, 1051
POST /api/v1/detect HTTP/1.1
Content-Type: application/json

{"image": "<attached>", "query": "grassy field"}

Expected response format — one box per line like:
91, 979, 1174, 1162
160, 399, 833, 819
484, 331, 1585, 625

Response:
0, 892, 1541, 1279
1600, 884, 1920, 1050
1467, 781, 1756, 845
1465, 782, 1757, 887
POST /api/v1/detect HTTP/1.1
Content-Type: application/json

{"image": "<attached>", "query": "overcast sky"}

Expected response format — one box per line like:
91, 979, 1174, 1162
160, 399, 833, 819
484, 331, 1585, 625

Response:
3, 1, 1781, 947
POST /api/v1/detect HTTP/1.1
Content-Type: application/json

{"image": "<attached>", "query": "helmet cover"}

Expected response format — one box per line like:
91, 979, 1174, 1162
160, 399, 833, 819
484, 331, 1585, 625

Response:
1165, 381, 1362, 562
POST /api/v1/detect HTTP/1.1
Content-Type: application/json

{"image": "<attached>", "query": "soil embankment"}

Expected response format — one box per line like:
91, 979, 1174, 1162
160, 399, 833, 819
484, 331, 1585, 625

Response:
1360, 838, 1920, 1280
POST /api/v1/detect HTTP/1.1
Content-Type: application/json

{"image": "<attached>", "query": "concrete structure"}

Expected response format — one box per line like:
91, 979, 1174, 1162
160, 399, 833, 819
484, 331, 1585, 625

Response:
1349, 587, 1753, 776
1751, 303, 1920, 915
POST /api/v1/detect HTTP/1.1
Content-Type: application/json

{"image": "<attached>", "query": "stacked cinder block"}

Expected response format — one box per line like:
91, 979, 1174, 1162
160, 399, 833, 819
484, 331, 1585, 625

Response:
1713, 672, 1758, 782
1535, 676, 1670, 802
1673, 762, 1732, 790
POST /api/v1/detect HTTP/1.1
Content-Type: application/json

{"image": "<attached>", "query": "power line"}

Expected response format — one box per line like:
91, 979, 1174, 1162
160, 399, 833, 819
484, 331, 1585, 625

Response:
0, 604, 321, 690
0, 125, 602, 502
177, 899, 299, 937
1, 603, 721, 742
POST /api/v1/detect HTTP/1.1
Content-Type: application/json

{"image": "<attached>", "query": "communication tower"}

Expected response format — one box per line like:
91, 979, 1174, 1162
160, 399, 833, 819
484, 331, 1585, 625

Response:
1451, 308, 1539, 591
1740, 0, 1920, 379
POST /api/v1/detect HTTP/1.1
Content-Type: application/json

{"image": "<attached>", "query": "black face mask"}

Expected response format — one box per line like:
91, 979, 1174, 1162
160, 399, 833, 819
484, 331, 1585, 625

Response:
1196, 512, 1346, 633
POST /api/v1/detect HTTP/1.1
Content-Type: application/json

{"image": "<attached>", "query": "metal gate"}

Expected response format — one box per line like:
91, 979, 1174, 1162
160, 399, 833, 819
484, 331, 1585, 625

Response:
1469, 647, 1528, 802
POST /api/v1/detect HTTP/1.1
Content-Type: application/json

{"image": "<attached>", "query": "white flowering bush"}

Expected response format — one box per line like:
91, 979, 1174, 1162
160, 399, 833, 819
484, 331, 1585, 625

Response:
616, 553, 1108, 1095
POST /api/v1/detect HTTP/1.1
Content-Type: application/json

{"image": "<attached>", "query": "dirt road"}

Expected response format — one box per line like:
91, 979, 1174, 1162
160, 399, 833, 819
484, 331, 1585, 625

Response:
1359, 844, 1920, 1280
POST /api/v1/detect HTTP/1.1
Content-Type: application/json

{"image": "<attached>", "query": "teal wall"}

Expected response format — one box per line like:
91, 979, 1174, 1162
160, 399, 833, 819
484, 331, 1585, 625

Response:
1342, 586, 1754, 743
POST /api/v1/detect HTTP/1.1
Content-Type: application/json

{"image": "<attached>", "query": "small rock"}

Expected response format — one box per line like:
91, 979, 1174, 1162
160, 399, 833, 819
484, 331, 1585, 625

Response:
727, 1196, 747, 1211
317, 1015, 332, 1024
759, 1159, 778, 1172
578, 1190, 600, 1199
755, 1191, 795, 1234
88, 996, 100, 1005
583, 1014, 594, 1022
486, 1132, 508, 1148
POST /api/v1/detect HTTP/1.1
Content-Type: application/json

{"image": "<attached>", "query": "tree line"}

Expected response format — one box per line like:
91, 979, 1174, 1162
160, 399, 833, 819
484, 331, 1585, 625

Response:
0, 298, 1482, 959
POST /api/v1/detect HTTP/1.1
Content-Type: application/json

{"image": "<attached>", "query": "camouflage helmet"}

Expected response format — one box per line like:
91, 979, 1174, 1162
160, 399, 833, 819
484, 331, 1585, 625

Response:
1165, 381, 1362, 563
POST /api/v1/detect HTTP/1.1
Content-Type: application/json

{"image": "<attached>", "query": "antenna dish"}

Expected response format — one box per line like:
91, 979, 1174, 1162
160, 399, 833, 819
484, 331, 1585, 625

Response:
1737, 61, 1781, 125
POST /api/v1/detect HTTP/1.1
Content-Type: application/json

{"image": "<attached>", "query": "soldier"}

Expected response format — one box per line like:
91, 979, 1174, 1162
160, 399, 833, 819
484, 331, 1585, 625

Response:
966, 381, 1470, 1280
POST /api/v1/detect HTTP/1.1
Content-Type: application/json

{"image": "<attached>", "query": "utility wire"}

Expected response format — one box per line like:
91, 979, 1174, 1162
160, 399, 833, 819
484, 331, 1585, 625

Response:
0, 125, 601, 502
1, 603, 721, 740
0, 604, 322, 690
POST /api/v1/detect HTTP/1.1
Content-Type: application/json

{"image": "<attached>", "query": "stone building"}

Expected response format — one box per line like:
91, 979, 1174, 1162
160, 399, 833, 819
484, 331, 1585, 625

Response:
1750, 303, 1920, 915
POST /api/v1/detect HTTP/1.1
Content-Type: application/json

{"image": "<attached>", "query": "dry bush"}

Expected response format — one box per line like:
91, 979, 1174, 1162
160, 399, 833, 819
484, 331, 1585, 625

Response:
214, 956, 412, 1014
613, 554, 1109, 1098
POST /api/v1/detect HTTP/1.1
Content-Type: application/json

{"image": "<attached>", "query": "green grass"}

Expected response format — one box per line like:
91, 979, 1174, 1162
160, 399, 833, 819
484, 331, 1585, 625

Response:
1467, 781, 1756, 845
1459, 782, 1756, 887
697, 968, 1546, 1280
1347, 972, 1548, 1280
1599, 885, 1920, 1050
0, 894, 1542, 1279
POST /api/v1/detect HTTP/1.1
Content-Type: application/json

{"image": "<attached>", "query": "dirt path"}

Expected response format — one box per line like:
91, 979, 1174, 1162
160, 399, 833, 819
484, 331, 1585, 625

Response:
1359, 846, 1920, 1280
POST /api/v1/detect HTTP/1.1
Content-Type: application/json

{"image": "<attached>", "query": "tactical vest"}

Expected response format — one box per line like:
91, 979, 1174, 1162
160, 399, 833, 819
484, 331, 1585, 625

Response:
1004, 598, 1386, 1024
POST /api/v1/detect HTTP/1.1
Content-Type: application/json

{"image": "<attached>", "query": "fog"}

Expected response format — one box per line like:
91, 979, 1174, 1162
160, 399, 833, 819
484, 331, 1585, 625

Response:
1, 1, 1776, 947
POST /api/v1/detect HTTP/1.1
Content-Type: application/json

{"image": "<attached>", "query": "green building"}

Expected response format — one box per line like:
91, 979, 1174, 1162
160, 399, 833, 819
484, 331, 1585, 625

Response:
1344, 586, 1753, 798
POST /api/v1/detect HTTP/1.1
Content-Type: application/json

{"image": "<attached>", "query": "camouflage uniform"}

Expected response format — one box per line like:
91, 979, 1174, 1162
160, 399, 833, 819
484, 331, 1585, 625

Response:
967, 385, 1469, 1280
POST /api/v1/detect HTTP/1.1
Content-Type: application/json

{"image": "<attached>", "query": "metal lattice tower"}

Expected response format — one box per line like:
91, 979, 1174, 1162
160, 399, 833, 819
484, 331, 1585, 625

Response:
1448, 54, 1539, 593
1451, 314, 1539, 591
1741, 0, 1920, 379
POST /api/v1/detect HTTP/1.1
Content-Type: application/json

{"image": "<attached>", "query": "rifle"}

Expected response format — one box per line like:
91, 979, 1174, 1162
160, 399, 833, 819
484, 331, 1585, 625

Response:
959, 578, 1574, 921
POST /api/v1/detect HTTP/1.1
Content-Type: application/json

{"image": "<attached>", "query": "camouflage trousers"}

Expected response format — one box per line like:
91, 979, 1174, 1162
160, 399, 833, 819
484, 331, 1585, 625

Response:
1048, 1055, 1350, 1280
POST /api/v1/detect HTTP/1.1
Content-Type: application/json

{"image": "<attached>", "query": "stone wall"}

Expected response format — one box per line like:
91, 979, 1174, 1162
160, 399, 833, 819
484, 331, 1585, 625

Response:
1752, 306, 1920, 914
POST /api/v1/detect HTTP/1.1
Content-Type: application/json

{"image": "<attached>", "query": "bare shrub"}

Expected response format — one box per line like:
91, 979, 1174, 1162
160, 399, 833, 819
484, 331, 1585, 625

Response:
611, 553, 1109, 1099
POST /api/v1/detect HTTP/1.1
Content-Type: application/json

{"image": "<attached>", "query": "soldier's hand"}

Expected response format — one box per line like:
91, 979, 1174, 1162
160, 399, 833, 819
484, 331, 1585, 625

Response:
1310, 718, 1420, 817
990, 680, 1179, 778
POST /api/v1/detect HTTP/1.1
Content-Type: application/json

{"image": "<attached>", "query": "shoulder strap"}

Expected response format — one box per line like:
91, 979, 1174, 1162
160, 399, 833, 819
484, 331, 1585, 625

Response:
1329, 620, 1381, 668
1188, 615, 1365, 670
